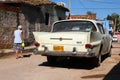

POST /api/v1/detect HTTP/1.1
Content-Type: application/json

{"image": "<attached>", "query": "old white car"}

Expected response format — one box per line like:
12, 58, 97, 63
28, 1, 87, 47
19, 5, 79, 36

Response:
112, 35, 118, 42
33, 19, 112, 67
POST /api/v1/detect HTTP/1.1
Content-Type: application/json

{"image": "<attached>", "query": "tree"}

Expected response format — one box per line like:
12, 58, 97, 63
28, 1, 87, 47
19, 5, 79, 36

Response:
87, 11, 96, 15
107, 13, 120, 31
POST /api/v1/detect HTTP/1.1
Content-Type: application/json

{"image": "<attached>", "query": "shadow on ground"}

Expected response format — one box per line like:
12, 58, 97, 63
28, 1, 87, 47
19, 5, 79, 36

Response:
81, 62, 120, 80
38, 53, 110, 69
23, 54, 32, 58
0, 46, 34, 58
103, 62, 120, 80
39, 57, 102, 70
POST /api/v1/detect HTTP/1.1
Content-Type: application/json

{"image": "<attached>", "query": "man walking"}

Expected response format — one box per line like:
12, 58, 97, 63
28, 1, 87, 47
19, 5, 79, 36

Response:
13, 25, 24, 59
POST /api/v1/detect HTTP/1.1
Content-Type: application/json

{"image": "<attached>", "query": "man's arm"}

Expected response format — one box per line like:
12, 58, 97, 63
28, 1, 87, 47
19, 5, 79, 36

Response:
20, 31, 24, 42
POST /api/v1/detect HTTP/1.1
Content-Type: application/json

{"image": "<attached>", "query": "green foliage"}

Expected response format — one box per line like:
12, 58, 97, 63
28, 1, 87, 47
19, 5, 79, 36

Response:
87, 11, 96, 15
107, 13, 120, 31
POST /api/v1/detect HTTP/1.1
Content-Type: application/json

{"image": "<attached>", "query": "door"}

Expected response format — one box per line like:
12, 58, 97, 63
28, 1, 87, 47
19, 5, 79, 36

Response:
97, 23, 108, 54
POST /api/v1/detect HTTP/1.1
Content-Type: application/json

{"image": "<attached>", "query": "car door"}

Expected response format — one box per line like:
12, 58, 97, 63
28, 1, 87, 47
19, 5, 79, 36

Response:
97, 23, 108, 54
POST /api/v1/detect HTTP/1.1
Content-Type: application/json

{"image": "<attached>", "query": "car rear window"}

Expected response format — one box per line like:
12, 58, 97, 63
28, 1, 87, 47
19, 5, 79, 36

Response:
52, 21, 96, 32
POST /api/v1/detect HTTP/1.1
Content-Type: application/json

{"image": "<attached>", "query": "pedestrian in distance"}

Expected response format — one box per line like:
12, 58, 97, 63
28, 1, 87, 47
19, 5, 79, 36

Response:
13, 25, 24, 59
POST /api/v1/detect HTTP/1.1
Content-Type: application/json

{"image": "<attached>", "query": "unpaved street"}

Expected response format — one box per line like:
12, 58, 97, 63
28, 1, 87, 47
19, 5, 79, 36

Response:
0, 43, 120, 80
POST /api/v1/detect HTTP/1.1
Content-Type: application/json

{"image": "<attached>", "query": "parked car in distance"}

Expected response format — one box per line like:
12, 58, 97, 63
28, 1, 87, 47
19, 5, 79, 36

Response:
112, 35, 118, 42
118, 29, 120, 33
33, 19, 112, 67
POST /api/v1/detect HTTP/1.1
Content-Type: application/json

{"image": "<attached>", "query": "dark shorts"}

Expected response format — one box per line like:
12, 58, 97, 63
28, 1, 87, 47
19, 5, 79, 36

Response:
13, 43, 23, 51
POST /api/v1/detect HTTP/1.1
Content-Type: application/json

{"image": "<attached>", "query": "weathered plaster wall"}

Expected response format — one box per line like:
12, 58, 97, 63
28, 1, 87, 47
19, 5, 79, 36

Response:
0, 10, 17, 49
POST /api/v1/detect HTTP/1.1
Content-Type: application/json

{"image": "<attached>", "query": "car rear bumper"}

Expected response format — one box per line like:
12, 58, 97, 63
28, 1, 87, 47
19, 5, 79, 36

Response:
33, 48, 96, 58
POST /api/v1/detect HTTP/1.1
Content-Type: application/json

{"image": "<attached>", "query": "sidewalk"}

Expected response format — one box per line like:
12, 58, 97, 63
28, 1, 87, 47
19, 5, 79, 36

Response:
0, 45, 35, 54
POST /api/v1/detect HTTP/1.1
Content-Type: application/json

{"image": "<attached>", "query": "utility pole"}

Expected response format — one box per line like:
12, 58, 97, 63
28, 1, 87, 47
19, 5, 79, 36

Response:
68, 0, 71, 12
114, 18, 117, 34
67, 0, 71, 19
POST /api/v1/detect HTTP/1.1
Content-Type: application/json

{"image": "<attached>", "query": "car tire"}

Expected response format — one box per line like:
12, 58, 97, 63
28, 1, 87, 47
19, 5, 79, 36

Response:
47, 56, 57, 64
92, 53, 101, 67
107, 46, 112, 57
92, 45, 102, 67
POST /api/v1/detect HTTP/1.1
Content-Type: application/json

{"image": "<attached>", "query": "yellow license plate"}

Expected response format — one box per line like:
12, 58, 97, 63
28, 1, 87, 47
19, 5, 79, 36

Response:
53, 46, 64, 52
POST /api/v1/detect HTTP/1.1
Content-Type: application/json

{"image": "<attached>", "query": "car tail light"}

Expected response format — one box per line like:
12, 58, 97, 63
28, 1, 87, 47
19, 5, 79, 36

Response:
85, 44, 92, 48
34, 42, 40, 47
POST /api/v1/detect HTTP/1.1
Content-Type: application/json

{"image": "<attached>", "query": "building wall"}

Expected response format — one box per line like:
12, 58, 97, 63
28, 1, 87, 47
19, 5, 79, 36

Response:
0, 4, 49, 49
0, 10, 17, 49
38, 5, 67, 31
0, 3, 67, 49
0, 4, 40, 48
55, 8, 66, 20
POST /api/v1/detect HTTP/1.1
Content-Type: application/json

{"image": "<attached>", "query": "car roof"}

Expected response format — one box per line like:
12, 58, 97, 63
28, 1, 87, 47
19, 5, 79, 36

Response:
53, 19, 100, 24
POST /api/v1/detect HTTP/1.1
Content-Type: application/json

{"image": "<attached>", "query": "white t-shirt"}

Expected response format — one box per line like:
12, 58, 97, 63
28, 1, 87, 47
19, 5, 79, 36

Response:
14, 30, 22, 43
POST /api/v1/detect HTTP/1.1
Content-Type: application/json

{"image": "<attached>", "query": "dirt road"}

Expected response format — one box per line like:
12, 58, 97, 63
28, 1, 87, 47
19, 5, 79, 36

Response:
0, 42, 120, 80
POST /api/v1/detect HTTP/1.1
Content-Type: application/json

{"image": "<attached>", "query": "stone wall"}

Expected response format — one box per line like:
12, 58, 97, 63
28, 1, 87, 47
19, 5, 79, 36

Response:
0, 10, 17, 49
0, 6, 37, 49
0, 27, 16, 49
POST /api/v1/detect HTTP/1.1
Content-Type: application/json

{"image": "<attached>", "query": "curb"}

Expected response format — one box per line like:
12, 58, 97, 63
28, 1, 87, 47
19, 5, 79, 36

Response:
0, 46, 35, 53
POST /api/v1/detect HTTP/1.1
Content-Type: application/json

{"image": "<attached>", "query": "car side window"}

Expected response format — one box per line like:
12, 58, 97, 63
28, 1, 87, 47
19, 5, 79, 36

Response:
97, 23, 105, 34
91, 25, 97, 32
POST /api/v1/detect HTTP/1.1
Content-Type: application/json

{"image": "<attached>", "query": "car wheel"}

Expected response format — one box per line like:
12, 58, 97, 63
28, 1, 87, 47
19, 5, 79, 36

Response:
107, 47, 112, 57
92, 45, 102, 67
47, 56, 57, 64
92, 53, 101, 67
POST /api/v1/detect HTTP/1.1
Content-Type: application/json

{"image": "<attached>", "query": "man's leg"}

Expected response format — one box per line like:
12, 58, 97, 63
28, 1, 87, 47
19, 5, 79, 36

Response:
19, 50, 23, 58
16, 50, 19, 59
